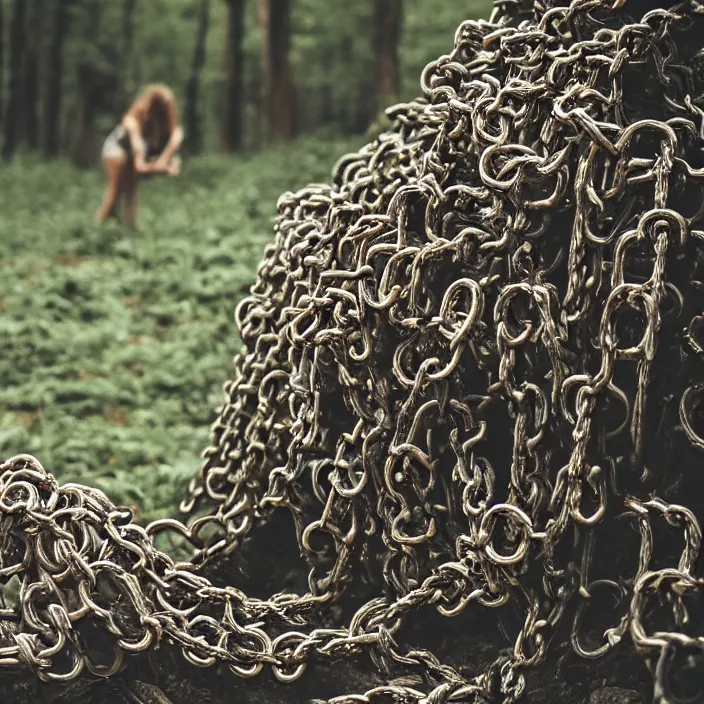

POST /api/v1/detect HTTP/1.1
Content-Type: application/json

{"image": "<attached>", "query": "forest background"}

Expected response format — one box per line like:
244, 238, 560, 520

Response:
0, 0, 491, 524
0, 0, 492, 160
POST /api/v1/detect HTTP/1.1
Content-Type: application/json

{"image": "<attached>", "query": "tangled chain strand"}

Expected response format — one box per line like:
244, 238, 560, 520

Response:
3, 0, 704, 701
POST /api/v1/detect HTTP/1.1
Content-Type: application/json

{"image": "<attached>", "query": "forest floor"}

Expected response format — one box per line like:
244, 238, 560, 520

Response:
0, 136, 363, 523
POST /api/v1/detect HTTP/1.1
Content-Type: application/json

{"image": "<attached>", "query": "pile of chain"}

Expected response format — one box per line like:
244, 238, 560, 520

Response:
3, 0, 704, 701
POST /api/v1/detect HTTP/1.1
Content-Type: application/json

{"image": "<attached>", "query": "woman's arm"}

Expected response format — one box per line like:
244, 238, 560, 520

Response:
122, 115, 154, 174
153, 125, 184, 171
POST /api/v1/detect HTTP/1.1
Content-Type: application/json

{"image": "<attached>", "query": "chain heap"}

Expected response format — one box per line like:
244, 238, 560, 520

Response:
3, 0, 704, 701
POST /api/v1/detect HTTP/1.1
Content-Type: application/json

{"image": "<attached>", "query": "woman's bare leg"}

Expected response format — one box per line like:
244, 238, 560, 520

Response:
95, 155, 127, 225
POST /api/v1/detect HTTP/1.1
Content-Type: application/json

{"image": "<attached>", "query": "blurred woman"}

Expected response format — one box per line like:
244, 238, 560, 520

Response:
96, 84, 184, 226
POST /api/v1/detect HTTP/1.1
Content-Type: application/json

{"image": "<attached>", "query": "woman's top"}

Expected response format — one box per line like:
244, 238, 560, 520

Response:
101, 122, 167, 162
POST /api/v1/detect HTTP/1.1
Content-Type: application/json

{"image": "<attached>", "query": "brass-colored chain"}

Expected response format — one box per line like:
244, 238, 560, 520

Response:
3, 0, 704, 701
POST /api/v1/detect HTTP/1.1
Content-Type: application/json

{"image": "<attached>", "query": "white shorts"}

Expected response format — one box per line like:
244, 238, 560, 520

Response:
101, 125, 129, 160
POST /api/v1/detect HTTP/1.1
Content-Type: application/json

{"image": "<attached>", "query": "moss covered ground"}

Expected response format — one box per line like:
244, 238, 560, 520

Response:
0, 137, 362, 523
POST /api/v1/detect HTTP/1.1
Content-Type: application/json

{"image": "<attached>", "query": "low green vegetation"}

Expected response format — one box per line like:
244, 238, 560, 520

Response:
0, 136, 364, 522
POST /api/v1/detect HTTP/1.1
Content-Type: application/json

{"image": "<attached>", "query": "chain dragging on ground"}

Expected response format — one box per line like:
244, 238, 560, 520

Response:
3, 0, 704, 701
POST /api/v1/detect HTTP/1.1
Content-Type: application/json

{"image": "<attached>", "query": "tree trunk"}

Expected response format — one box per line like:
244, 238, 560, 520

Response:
43, 0, 72, 158
374, 0, 403, 114
221, 0, 246, 153
257, 0, 295, 143
69, 3, 105, 168
184, 0, 211, 155
69, 63, 105, 169
2, 0, 26, 160
119, 0, 138, 115
24, 0, 42, 150
0, 1, 5, 121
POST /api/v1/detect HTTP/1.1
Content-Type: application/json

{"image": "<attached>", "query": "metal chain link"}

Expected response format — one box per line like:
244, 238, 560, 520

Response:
3, 0, 704, 701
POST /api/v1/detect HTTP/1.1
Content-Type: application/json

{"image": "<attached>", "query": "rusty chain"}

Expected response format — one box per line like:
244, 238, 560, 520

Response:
3, 0, 704, 701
